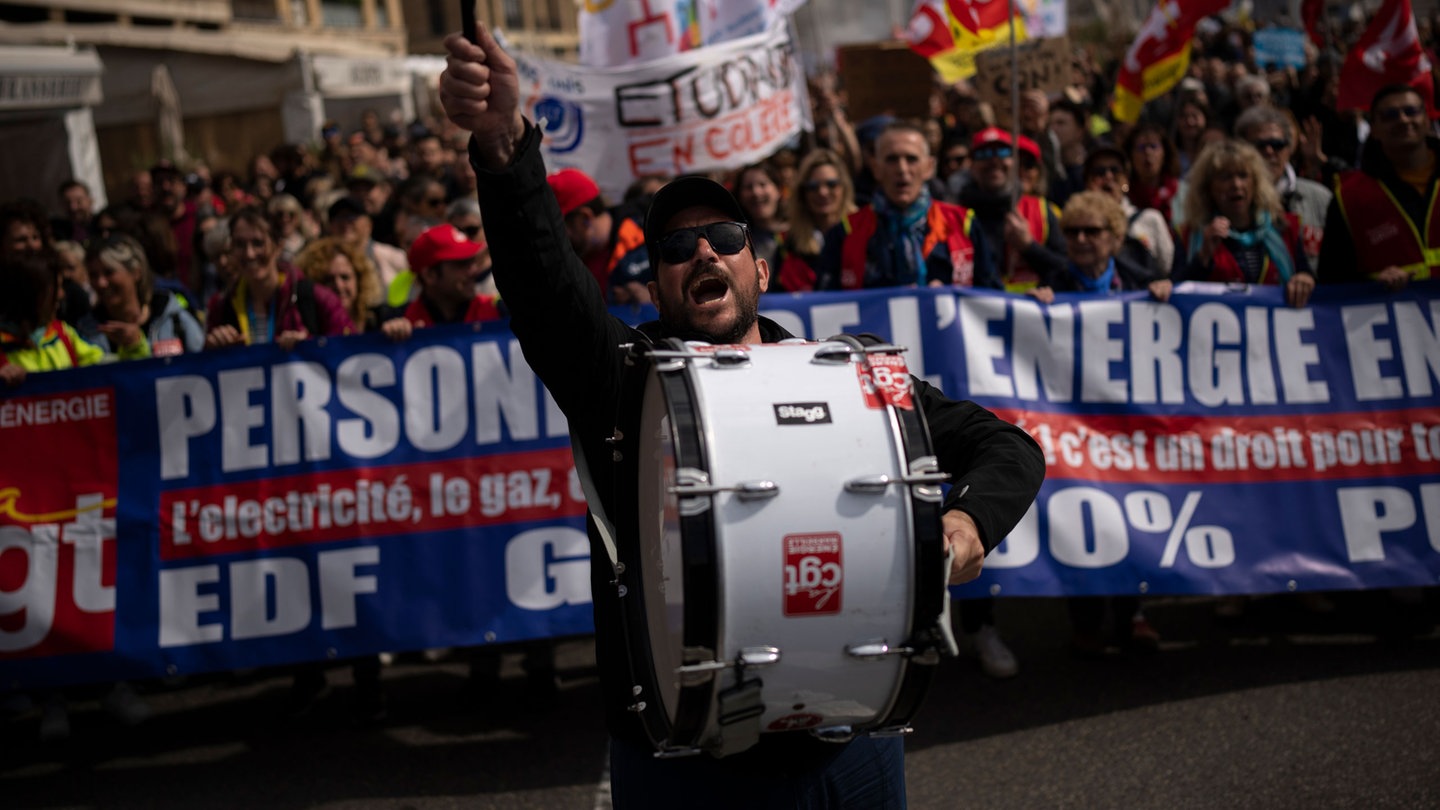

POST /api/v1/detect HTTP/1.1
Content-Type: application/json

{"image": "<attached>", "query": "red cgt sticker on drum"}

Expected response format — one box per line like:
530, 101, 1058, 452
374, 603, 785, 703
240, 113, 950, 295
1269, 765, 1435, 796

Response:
783, 533, 843, 616
856, 354, 914, 410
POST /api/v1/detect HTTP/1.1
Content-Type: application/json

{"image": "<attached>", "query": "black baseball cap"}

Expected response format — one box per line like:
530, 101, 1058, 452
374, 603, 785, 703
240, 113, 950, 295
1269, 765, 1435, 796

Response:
327, 196, 367, 222
643, 175, 747, 265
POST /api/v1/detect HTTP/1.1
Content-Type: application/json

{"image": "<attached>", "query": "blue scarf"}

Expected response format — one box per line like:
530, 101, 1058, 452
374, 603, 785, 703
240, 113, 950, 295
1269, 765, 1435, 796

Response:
1188, 210, 1294, 283
870, 188, 932, 286
1068, 258, 1116, 293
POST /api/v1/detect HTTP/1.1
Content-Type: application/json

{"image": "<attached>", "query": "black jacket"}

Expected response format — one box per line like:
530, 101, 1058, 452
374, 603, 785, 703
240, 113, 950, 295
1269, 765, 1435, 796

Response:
471, 123, 1044, 756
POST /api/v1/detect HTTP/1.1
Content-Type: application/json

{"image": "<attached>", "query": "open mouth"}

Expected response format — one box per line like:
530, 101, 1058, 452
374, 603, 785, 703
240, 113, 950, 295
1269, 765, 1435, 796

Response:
689, 276, 729, 306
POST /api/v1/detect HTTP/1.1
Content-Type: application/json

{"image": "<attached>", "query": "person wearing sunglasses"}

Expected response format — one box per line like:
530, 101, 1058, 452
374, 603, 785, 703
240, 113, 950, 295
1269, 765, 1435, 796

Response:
441, 25, 1044, 808
1028, 191, 1171, 304
773, 149, 856, 292
1081, 146, 1174, 278
958, 127, 1067, 293
1319, 84, 1440, 290
1176, 139, 1314, 308
1234, 106, 1332, 271
548, 167, 652, 305
816, 120, 997, 291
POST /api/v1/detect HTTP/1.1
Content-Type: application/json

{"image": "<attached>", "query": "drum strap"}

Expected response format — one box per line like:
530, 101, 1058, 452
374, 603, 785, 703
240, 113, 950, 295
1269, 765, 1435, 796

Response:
569, 427, 621, 576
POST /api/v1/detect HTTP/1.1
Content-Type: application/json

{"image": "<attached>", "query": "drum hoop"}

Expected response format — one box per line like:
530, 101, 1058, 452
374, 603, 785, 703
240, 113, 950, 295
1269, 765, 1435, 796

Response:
610, 343, 672, 750
652, 339, 723, 748
874, 393, 947, 731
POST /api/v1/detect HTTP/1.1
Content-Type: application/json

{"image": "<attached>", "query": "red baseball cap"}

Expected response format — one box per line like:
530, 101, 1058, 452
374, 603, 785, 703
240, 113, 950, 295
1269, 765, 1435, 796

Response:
971, 127, 1042, 163
408, 224, 484, 273
547, 168, 601, 217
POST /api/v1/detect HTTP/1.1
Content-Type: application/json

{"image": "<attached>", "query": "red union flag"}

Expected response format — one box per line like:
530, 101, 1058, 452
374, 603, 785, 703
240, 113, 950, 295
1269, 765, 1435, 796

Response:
1110, 0, 1232, 124
1336, 0, 1436, 113
905, 0, 1025, 82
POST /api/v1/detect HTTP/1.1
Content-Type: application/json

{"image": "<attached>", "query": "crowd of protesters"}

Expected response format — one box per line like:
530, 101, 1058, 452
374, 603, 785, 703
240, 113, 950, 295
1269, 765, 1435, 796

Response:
2, 11, 1438, 738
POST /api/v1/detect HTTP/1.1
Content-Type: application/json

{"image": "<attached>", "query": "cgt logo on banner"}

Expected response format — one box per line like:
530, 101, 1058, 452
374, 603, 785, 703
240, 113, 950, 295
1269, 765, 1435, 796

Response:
515, 22, 811, 202
0, 389, 118, 658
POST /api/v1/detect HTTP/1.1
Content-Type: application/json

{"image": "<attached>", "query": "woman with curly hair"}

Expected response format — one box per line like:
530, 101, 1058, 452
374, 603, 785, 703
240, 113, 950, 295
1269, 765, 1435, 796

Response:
773, 149, 857, 292
1177, 139, 1315, 308
295, 236, 385, 332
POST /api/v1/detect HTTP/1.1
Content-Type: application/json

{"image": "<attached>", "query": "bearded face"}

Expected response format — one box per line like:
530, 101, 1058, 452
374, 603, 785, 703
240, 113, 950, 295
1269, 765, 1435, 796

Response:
647, 206, 770, 345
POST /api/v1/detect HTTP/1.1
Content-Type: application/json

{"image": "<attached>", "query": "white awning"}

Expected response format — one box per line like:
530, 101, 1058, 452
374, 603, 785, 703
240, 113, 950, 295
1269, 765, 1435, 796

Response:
311, 54, 411, 99
0, 45, 104, 111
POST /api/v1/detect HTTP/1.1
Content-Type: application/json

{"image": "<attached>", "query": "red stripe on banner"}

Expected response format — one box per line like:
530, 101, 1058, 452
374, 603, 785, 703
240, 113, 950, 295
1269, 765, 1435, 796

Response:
994, 408, 1440, 485
158, 448, 585, 561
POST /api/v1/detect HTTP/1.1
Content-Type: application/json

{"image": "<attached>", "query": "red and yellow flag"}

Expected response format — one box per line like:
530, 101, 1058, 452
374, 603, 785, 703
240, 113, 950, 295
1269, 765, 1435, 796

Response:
1110, 0, 1232, 124
906, 0, 1027, 83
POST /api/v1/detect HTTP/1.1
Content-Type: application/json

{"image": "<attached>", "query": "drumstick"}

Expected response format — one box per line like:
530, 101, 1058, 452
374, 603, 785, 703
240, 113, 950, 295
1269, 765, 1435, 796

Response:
461, 0, 476, 44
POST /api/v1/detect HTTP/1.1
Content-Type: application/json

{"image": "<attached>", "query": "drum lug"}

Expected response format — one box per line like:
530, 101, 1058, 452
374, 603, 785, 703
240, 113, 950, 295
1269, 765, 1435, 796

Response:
708, 349, 751, 367
737, 646, 781, 668
810, 725, 855, 744
846, 640, 915, 660
869, 725, 915, 738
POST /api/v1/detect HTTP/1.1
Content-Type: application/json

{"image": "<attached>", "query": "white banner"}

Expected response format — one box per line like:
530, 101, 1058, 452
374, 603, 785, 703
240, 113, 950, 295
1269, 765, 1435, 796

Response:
578, 0, 807, 68
514, 22, 811, 201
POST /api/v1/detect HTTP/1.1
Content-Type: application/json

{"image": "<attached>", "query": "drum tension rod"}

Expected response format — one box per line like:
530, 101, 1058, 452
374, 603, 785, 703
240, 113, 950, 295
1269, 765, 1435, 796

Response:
671, 468, 780, 501
812, 342, 907, 364
677, 646, 781, 685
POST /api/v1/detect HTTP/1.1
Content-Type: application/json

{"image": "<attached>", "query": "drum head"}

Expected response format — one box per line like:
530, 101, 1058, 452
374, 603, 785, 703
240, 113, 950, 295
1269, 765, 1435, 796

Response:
636, 364, 686, 726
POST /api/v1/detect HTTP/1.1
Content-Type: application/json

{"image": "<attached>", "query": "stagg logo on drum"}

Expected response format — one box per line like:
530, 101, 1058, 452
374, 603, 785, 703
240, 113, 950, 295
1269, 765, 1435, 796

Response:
773, 403, 831, 425
783, 532, 842, 616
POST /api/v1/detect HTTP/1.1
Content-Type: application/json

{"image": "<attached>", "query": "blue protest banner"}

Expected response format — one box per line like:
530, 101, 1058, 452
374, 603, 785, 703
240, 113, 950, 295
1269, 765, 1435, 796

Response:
2, 283, 1437, 689
1254, 28, 1308, 69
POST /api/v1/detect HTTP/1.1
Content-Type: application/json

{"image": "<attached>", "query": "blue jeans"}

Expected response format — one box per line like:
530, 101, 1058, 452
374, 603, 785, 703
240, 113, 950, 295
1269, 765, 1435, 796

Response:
609, 734, 906, 809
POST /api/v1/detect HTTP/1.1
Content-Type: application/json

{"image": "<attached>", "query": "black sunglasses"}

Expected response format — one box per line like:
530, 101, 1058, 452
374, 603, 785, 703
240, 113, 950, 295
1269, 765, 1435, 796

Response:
658, 222, 749, 264
1377, 104, 1425, 123
803, 179, 842, 192
973, 146, 1013, 161
459, 224, 482, 238
1251, 137, 1289, 152
1087, 163, 1125, 178
1063, 225, 1109, 238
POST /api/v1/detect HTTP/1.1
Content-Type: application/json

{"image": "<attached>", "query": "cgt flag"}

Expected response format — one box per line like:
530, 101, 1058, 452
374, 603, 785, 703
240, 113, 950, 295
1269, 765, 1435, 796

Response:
1110, 0, 1232, 124
906, 0, 1026, 83
1336, 0, 1436, 113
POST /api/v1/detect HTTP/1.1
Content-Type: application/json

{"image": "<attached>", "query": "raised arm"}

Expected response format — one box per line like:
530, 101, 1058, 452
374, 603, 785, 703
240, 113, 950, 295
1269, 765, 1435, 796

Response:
439, 26, 635, 419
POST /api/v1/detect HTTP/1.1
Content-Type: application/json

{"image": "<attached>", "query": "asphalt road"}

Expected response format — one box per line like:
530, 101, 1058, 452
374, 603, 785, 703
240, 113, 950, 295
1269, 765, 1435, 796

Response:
4, 591, 1438, 810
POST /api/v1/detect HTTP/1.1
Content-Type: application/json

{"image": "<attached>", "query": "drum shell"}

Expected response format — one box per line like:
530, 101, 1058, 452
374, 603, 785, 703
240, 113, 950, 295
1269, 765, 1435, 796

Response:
627, 341, 941, 754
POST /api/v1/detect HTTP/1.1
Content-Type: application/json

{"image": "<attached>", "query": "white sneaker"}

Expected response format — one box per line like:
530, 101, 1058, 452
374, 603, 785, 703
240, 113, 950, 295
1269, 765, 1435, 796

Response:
972, 625, 1019, 679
